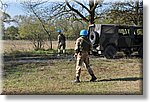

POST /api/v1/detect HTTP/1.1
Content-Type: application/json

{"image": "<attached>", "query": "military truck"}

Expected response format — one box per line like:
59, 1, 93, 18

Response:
89, 24, 143, 59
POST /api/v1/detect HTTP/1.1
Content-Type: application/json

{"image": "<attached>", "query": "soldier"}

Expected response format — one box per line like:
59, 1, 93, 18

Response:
74, 29, 97, 83
57, 29, 66, 56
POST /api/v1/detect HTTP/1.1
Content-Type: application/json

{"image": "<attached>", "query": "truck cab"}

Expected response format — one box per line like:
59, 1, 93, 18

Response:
89, 24, 143, 59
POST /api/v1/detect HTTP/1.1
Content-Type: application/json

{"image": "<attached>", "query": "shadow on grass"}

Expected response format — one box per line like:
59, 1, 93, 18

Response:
97, 77, 143, 82
79, 77, 143, 83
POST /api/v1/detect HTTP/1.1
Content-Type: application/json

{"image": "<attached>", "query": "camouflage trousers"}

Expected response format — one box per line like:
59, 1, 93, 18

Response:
75, 52, 94, 77
58, 43, 66, 54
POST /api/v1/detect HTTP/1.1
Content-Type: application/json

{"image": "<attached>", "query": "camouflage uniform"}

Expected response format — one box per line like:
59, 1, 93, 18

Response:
57, 33, 66, 55
74, 36, 96, 82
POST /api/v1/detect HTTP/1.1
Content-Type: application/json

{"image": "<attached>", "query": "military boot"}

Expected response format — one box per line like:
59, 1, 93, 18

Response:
73, 76, 80, 83
90, 74, 97, 82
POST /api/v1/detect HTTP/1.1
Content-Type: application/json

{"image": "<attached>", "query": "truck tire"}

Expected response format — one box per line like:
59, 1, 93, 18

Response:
104, 45, 117, 59
124, 48, 132, 57
89, 31, 99, 46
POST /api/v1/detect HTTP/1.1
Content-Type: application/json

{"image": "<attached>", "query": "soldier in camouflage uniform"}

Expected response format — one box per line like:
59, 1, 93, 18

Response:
74, 30, 97, 83
57, 29, 66, 56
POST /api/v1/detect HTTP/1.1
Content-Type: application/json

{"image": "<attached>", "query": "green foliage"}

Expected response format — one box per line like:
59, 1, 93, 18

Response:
103, 1, 143, 26
54, 19, 87, 40
4, 26, 19, 40
19, 17, 45, 39
18, 16, 49, 49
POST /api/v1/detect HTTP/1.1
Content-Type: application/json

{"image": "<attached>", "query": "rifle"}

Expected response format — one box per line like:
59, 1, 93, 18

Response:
70, 54, 77, 61
68, 54, 77, 64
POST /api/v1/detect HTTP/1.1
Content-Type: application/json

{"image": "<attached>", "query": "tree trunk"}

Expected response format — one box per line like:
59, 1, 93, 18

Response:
135, 0, 140, 25
89, 0, 96, 24
48, 35, 52, 49
89, 10, 95, 24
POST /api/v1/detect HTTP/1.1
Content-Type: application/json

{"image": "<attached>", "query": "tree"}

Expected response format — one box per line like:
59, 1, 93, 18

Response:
53, 17, 87, 39
67, 20, 87, 39
19, 16, 48, 50
65, 0, 104, 24
1, 1, 12, 37
106, 0, 143, 25
20, 0, 91, 44
4, 26, 19, 40
21, 0, 54, 49
0, 0, 16, 24
50, 0, 105, 24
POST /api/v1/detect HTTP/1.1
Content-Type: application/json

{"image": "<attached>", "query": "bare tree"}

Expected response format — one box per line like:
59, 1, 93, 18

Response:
65, 0, 104, 24
50, 0, 105, 24
21, 0, 54, 49
0, 0, 17, 31
0, 0, 7, 11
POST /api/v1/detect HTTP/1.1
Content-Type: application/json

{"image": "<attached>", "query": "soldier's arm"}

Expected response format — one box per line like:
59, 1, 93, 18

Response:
58, 35, 61, 43
64, 35, 66, 42
89, 41, 97, 53
89, 40, 93, 51
74, 38, 81, 55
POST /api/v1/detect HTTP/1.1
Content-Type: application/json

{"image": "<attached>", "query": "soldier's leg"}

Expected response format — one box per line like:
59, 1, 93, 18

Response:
84, 56, 97, 82
83, 56, 94, 75
62, 44, 66, 54
57, 44, 61, 56
74, 56, 83, 83
58, 45, 63, 56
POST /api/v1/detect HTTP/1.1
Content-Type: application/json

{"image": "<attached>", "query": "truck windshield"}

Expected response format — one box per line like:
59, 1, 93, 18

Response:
102, 26, 114, 34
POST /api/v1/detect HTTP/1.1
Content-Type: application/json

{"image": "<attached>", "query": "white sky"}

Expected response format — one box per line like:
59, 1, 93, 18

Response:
1, 0, 133, 3
1, 0, 136, 17
1, 0, 142, 27
0, 0, 142, 25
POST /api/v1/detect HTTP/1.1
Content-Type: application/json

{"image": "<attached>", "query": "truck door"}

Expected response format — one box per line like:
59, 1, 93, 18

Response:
118, 28, 132, 48
100, 25, 118, 47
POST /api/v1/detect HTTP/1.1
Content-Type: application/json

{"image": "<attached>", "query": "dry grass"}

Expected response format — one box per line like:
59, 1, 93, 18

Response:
2, 40, 143, 95
2, 57, 143, 95
3, 40, 76, 53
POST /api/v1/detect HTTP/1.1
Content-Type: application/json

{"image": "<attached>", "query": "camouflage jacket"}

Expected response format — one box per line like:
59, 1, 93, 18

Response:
58, 34, 66, 45
74, 36, 92, 53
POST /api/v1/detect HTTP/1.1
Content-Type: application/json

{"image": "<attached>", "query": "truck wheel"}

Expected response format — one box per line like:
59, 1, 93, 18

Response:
124, 49, 132, 57
89, 31, 99, 46
138, 47, 143, 58
104, 45, 117, 59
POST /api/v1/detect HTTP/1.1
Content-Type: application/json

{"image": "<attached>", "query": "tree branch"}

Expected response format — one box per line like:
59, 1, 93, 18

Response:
74, 0, 90, 13
65, 0, 89, 23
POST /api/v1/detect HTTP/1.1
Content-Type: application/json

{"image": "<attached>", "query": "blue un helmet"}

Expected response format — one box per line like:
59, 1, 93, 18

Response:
80, 30, 88, 36
57, 29, 61, 33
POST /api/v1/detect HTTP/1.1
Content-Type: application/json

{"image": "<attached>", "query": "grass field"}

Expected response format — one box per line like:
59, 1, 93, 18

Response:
2, 40, 143, 95
2, 57, 143, 95
3, 40, 75, 53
